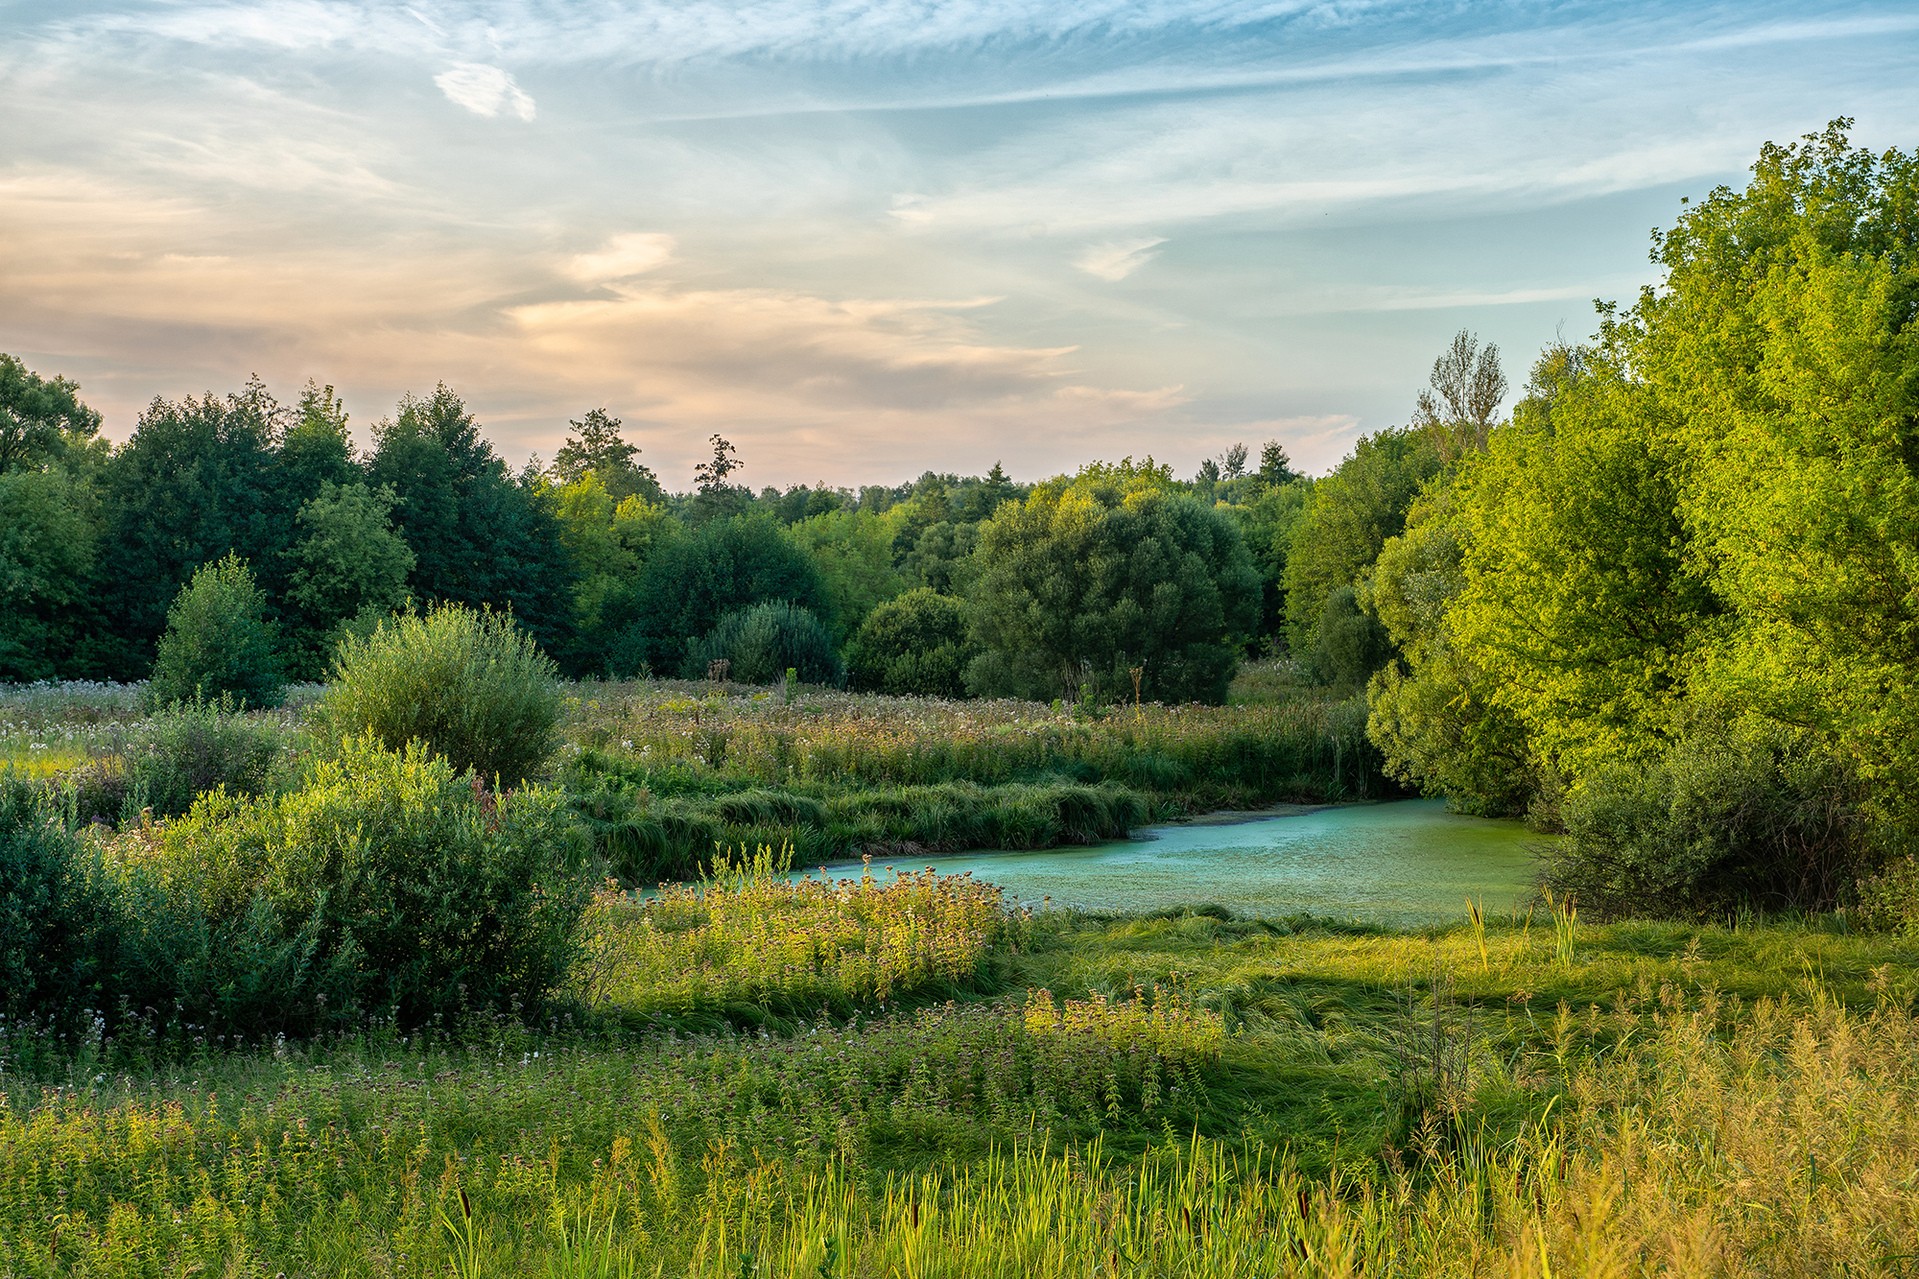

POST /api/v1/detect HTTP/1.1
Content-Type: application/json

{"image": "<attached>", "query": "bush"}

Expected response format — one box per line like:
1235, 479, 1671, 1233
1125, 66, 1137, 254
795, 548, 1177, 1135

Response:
126, 736, 591, 1029
846, 589, 972, 697
0, 774, 116, 1021
1857, 856, 1919, 933
1545, 720, 1863, 918
129, 694, 284, 820
316, 604, 561, 784
147, 554, 285, 709
689, 602, 841, 686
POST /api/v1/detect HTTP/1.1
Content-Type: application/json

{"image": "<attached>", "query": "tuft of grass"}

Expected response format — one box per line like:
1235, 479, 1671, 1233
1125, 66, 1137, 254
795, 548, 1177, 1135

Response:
573, 847, 1017, 1026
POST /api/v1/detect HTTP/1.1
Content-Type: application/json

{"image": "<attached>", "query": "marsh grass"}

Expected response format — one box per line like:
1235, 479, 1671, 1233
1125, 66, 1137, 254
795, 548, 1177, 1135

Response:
560, 681, 1380, 878
573, 848, 1015, 1025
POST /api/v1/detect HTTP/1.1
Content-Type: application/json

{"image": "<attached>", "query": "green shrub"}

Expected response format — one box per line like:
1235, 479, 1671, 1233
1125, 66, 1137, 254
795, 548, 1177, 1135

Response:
129, 736, 591, 1029
1857, 856, 1919, 934
129, 694, 284, 820
846, 588, 972, 697
147, 554, 286, 709
316, 604, 562, 784
0, 774, 117, 1021
689, 602, 841, 686
1545, 720, 1863, 918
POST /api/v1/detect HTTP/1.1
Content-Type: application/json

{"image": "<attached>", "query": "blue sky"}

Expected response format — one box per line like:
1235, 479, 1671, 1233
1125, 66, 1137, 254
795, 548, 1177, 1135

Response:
3, 1, 1916, 485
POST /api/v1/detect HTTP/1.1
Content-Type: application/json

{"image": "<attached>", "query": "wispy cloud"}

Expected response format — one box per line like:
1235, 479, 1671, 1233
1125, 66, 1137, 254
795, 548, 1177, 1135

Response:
434, 63, 536, 121
1075, 238, 1167, 281
565, 233, 677, 283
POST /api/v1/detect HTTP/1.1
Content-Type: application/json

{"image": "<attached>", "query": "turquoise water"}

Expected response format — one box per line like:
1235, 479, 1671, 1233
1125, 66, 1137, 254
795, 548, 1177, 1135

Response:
795, 799, 1544, 926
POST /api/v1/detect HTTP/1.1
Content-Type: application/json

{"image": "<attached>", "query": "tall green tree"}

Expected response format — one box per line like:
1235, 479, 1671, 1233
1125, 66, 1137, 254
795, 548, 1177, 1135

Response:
1443, 344, 1716, 780
966, 461, 1259, 705
368, 385, 577, 655
1280, 426, 1442, 662
95, 380, 286, 676
1629, 121, 1919, 824
0, 354, 101, 474
552, 408, 664, 505
1363, 478, 1536, 815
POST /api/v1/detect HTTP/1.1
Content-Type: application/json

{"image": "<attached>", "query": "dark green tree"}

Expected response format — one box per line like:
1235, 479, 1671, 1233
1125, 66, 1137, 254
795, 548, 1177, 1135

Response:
613, 514, 831, 677
95, 381, 286, 677
368, 385, 577, 655
966, 464, 1259, 705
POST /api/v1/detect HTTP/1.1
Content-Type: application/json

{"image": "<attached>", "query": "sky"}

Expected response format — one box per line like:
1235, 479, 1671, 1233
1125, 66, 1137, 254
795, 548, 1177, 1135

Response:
2, 2, 1917, 487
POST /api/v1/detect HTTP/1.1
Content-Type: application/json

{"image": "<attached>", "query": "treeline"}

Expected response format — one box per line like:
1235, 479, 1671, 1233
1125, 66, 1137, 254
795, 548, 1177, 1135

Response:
1, 367, 1315, 707
1277, 122, 1919, 922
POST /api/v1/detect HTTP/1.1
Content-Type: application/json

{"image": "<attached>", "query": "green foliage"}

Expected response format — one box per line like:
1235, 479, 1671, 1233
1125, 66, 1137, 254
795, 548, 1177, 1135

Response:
689, 602, 841, 686
0, 467, 100, 681
0, 775, 115, 1022
551, 407, 664, 505
1630, 122, 1919, 840
1281, 427, 1442, 663
1228, 478, 1311, 643
784, 508, 904, 640
575, 851, 1010, 1022
966, 465, 1259, 705
368, 384, 577, 656
147, 554, 286, 709
134, 736, 590, 1028
124, 695, 286, 821
616, 515, 831, 677
318, 604, 562, 784
1364, 482, 1535, 816
570, 774, 1150, 884
95, 382, 285, 676
284, 480, 414, 677
1445, 351, 1713, 780
1303, 586, 1388, 691
846, 588, 973, 698
1546, 718, 1863, 919
0, 353, 101, 474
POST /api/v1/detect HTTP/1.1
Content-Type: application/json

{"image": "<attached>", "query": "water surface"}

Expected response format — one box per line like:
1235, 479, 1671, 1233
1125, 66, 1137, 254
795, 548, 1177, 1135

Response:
800, 799, 1543, 926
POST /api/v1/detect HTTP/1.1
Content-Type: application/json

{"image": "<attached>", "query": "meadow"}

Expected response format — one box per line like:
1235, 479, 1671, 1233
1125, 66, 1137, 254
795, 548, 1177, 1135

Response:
5, 674, 1919, 1276
3, 870, 1916, 1277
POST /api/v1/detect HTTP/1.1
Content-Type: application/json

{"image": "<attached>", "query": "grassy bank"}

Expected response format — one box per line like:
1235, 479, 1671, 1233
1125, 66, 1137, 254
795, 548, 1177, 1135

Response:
561, 677, 1383, 881
4, 673, 1384, 882
3, 863, 1916, 1276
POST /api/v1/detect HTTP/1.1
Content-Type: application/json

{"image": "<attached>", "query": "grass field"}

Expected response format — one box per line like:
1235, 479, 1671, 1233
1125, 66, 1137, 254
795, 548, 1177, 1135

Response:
6, 677, 1917, 1275
3, 862, 1915, 1276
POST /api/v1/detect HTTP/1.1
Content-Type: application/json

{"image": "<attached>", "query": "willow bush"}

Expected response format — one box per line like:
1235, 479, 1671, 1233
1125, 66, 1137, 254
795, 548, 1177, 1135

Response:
315, 603, 561, 784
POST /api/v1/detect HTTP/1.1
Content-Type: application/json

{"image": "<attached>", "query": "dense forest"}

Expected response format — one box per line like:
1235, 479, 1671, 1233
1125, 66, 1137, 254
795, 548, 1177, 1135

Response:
4, 120, 1916, 922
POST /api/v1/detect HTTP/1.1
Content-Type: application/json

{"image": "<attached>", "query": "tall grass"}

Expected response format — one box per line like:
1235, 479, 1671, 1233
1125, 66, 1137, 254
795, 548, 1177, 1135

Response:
562, 681, 1379, 877
566, 682, 1378, 803
3, 975, 1916, 1276
574, 849, 1016, 1023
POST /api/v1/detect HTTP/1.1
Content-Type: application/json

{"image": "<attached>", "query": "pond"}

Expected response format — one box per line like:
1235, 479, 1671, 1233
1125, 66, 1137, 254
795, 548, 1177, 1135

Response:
796, 799, 1545, 926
